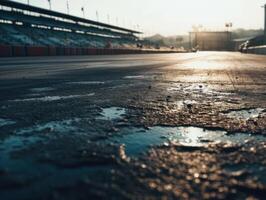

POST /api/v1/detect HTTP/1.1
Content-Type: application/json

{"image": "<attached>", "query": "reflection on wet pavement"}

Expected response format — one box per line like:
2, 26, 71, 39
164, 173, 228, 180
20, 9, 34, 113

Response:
0, 135, 41, 155
222, 108, 265, 120
67, 81, 105, 85
0, 135, 113, 200
109, 126, 266, 156
0, 118, 16, 127
123, 75, 157, 80
10, 93, 95, 102
1, 52, 266, 199
15, 119, 81, 135
174, 100, 198, 110
97, 107, 126, 121
124, 75, 146, 79
29, 87, 55, 93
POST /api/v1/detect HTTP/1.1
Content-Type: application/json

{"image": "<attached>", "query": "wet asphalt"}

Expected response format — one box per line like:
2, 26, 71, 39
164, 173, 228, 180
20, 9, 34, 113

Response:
0, 52, 266, 199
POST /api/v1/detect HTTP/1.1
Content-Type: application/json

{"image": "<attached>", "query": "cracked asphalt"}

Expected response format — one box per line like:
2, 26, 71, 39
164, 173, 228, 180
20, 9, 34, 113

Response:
0, 52, 266, 200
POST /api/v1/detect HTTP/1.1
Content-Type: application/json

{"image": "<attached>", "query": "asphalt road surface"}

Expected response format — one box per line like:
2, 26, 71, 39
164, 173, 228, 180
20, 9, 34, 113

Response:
0, 52, 266, 200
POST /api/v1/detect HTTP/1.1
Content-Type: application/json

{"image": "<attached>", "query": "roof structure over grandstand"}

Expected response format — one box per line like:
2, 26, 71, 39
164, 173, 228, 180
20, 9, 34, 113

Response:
0, 0, 141, 35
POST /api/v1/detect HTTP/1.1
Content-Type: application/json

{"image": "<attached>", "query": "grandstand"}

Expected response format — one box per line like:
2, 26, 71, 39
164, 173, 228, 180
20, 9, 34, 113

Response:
0, 0, 174, 57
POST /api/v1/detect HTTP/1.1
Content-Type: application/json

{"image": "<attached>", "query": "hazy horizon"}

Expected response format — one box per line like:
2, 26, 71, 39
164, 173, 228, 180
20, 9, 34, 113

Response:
14, 0, 266, 36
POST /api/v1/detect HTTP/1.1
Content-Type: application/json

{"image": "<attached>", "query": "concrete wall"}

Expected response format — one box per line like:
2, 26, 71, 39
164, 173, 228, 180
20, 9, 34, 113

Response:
0, 45, 181, 57
247, 46, 266, 55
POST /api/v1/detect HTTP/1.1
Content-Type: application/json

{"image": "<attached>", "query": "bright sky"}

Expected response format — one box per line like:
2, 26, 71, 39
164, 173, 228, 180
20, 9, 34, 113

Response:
14, 0, 266, 36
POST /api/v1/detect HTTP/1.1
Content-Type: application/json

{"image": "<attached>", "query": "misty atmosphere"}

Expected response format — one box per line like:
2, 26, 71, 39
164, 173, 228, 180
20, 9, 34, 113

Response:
144, 29, 264, 49
0, 1, 266, 200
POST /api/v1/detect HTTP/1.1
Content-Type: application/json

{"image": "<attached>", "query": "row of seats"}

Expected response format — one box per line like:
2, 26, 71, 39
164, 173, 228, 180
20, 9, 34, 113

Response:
0, 24, 138, 49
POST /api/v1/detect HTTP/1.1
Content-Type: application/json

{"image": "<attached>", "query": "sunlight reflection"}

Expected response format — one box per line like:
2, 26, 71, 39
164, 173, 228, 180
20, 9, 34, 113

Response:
179, 127, 208, 146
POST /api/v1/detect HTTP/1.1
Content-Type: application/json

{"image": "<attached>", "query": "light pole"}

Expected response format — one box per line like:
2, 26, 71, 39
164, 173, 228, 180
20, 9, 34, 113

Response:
264, 4, 266, 44
81, 7, 85, 18
96, 11, 99, 22
47, 0, 51, 10
66, 0, 69, 14
81, 0, 86, 18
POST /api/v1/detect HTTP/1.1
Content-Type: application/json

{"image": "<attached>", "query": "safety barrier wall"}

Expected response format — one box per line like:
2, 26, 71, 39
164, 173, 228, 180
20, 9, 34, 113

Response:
246, 46, 266, 55
12, 46, 26, 57
64, 47, 71, 56
0, 45, 12, 57
48, 47, 57, 56
0, 45, 179, 57
87, 48, 97, 55
27, 46, 49, 56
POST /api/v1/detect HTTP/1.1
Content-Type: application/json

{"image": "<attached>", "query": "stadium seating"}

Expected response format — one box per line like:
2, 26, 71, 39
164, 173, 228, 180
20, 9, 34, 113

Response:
0, 0, 141, 54
0, 24, 137, 49
0, 1, 177, 56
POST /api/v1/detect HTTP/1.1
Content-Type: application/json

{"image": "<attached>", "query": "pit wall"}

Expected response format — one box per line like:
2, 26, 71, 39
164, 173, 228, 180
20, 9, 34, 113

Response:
246, 45, 266, 55
0, 45, 179, 57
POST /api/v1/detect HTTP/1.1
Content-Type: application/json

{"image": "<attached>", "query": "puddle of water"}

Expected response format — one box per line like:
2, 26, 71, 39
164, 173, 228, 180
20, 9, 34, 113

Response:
0, 119, 81, 169
97, 107, 126, 121
0, 132, 43, 177
184, 84, 209, 92
10, 93, 95, 102
0, 118, 83, 168
168, 84, 231, 97
30, 87, 55, 93
109, 126, 265, 156
223, 108, 265, 120
0, 135, 41, 155
16, 119, 81, 135
0, 118, 16, 127
0, 131, 112, 200
67, 81, 105, 85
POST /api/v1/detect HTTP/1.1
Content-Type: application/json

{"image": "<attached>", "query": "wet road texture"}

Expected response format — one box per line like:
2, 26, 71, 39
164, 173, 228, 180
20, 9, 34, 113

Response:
0, 52, 266, 199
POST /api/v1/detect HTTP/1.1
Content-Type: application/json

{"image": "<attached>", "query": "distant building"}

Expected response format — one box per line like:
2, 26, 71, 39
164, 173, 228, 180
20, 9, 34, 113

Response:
189, 31, 233, 51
